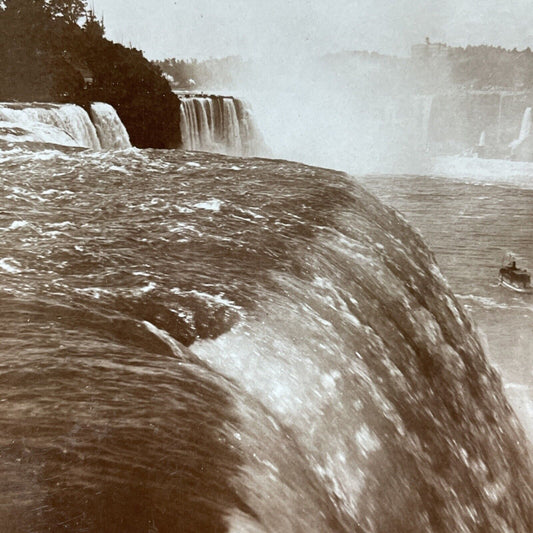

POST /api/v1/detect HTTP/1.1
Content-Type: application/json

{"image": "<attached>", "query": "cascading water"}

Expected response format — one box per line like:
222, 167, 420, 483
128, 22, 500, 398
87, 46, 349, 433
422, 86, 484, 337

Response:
0, 102, 132, 151
89, 102, 131, 150
509, 106, 532, 152
0, 103, 102, 149
518, 107, 532, 140
178, 94, 267, 156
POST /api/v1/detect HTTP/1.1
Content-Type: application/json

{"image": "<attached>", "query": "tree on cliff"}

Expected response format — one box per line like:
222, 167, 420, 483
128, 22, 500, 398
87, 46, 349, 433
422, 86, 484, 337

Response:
44, 0, 86, 23
0, 0, 182, 148
0, 0, 85, 100
1, 0, 86, 24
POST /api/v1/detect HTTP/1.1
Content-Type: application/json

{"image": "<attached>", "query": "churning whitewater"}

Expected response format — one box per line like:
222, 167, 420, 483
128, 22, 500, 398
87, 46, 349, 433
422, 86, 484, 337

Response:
1, 144, 533, 532
0, 102, 131, 150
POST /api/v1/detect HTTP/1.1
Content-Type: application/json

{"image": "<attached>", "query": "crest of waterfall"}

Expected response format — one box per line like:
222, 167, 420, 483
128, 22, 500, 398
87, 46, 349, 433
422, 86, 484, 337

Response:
0, 103, 101, 149
90, 102, 131, 150
178, 95, 267, 156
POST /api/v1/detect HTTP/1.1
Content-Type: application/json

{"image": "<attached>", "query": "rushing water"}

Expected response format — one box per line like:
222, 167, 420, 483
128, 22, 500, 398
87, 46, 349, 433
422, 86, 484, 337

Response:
1, 146, 533, 532
360, 164, 533, 446
0, 102, 131, 151
178, 95, 267, 156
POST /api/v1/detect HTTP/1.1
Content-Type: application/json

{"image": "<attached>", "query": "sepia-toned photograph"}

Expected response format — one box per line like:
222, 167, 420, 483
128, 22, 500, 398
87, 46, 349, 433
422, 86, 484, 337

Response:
1, 0, 532, 531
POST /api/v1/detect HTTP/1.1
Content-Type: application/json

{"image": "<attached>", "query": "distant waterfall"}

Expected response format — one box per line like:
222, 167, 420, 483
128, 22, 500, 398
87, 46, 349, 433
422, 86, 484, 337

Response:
517, 107, 531, 143
178, 95, 267, 156
90, 102, 131, 150
509, 107, 532, 153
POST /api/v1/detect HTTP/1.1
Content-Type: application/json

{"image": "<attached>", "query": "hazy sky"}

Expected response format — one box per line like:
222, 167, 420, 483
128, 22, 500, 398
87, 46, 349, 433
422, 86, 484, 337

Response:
91, 0, 533, 60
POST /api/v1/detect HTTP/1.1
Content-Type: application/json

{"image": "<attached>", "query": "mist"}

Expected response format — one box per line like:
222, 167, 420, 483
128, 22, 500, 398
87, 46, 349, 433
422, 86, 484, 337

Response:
91, 0, 533, 175
226, 52, 437, 175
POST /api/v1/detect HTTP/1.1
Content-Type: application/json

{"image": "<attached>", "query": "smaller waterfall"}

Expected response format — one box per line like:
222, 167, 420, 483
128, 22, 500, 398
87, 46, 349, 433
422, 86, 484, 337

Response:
178, 95, 267, 156
509, 107, 532, 152
478, 130, 486, 147
90, 102, 131, 150
519, 107, 532, 140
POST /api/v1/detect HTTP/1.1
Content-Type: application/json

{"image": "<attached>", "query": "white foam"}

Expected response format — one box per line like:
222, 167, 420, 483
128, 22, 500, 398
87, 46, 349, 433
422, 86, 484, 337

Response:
193, 199, 223, 211
170, 288, 241, 310
0, 257, 22, 273
7, 220, 28, 230
136, 281, 156, 294
142, 320, 201, 364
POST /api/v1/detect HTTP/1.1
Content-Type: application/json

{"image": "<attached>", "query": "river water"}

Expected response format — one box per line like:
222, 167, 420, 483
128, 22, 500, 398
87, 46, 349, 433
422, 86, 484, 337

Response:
1, 146, 532, 532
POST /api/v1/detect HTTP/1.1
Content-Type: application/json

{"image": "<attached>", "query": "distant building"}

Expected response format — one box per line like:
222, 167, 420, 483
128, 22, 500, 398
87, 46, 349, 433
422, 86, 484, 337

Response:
411, 39, 449, 59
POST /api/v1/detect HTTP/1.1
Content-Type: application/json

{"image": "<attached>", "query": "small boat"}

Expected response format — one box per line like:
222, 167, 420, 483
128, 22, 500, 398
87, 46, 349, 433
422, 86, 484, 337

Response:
498, 255, 532, 293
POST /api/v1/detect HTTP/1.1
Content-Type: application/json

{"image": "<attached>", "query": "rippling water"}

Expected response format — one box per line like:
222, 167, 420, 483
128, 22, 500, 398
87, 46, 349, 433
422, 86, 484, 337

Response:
1, 147, 533, 532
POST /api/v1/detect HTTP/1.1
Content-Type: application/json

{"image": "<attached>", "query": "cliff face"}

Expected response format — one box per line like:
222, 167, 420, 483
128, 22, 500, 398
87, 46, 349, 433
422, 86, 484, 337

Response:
80, 38, 181, 149
0, 4, 181, 149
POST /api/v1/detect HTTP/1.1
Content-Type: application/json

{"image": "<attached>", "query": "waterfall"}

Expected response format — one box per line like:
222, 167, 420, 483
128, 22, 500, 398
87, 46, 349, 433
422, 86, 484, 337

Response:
0, 103, 101, 149
222, 97, 242, 154
0, 102, 132, 151
90, 102, 131, 150
178, 95, 267, 156
509, 107, 532, 152
517, 107, 531, 143
478, 130, 486, 147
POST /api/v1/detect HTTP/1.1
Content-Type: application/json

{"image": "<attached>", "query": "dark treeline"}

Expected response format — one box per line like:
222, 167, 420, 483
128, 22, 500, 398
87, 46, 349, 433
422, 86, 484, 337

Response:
153, 56, 247, 90
0, 0, 180, 148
